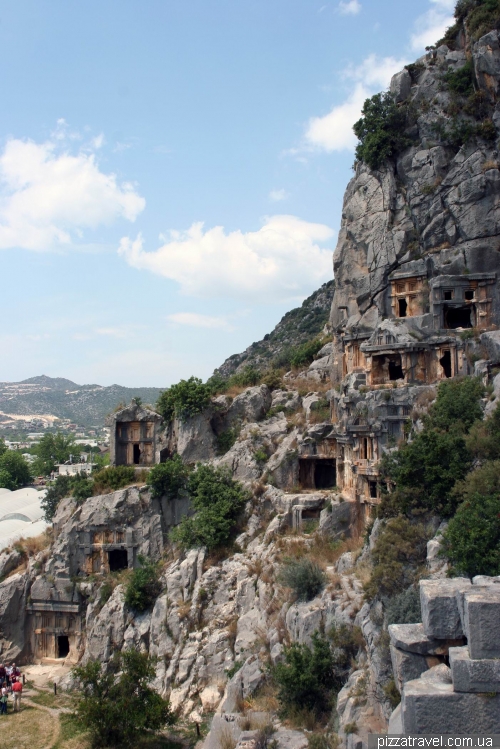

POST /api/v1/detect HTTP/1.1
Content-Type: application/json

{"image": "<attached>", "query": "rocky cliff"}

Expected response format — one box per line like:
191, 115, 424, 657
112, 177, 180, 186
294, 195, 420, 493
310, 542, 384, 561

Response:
3, 6, 500, 749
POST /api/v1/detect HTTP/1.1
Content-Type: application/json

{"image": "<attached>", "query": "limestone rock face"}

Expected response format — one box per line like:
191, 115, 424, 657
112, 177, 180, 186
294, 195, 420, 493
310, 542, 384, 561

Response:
327, 29, 500, 511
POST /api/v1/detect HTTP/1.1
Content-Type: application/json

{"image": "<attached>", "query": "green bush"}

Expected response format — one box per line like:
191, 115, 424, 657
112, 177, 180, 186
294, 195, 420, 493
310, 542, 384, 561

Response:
73, 650, 174, 748
273, 633, 336, 714
147, 455, 190, 498
124, 555, 162, 612
353, 92, 412, 170
279, 558, 326, 601
41, 475, 74, 521
383, 678, 401, 709
156, 376, 212, 422
385, 585, 422, 625
0, 451, 32, 490
228, 366, 262, 388
442, 460, 500, 576
205, 372, 228, 395
467, 0, 500, 40
466, 402, 500, 460
171, 465, 249, 550
289, 339, 324, 368
70, 474, 94, 503
329, 623, 364, 684
380, 429, 471, 517
364, 517, 430, 600
380, 378, 485, 517
216, 428, 239, 456
444, 60, 475, 95
92, 465, 136, 493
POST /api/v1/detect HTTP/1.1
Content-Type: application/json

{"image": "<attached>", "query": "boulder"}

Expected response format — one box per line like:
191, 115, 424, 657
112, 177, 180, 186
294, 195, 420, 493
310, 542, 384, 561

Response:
219, 655, 263, 712
390, 69, 412, 103
226, 386, 272, 426
480, 330, 500, 364
0, 572, 29, 661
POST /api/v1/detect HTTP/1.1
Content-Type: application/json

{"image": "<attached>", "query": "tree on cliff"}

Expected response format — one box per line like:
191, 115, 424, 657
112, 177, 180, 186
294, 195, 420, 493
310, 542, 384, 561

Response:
353, 91, 412, 170
73, 650, 175, 748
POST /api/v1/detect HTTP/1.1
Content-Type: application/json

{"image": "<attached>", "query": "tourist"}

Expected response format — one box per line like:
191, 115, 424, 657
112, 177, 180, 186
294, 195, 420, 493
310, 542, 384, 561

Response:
10, 664, 20, 682
0, 664, 5, 688
0, 685, 8, 715
12, 679, 22, 712
5, 664, 12, 687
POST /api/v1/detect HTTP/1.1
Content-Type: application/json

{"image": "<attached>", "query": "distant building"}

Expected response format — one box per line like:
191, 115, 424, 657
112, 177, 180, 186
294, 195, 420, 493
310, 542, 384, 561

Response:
56, 463, 96, 476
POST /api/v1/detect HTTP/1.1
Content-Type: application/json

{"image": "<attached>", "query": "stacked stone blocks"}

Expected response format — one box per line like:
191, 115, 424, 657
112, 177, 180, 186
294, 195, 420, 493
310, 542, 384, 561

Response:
388, 578, 500, 734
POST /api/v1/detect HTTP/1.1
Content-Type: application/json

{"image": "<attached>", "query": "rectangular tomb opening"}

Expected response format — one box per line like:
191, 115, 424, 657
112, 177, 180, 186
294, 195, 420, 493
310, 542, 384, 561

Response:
440, 350, 452, 378
108, 549, 128, 572
299, 458, 337, 489
372, 354, 404, 384
57, 635, 70, 659
443, 304, 472, 329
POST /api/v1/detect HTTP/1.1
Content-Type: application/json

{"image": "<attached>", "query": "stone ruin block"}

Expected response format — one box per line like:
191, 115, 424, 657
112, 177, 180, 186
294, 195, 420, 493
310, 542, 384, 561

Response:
450, 645, 500, 693
402, 667, 500, 734
420, 578, 471, 639
390, 642, 439, 691
388, 622, 464, 656
464, 588, 500, 660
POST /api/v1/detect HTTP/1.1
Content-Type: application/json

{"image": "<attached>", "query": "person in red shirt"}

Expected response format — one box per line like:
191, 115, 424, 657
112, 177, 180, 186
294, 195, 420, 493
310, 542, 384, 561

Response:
12, 680, 22, 712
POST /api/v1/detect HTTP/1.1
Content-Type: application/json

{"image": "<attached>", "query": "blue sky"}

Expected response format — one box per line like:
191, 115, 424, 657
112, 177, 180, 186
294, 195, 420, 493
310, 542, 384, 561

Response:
0, 0, 454, 387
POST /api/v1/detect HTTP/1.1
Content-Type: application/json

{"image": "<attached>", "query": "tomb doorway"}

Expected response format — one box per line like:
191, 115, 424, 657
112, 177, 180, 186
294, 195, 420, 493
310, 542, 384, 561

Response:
443, 305, 472, 329
439, 350, 452, 378
133, 444, 141, 464
108, 549, 128, 572
57, 635, 70, 659
299, 458, 336, 489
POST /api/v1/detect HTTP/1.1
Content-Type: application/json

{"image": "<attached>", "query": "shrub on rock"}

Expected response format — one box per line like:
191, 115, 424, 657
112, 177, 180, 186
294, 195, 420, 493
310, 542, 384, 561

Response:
279, 558, 326, 602
124, 555, 162, 612
171, 464, 249, 550
147, 454, 190, 499
73, 650, 174, 748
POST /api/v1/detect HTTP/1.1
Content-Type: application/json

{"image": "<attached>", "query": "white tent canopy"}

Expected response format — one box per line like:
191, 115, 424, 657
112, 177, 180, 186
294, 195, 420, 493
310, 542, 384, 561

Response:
0, 487, 48, 551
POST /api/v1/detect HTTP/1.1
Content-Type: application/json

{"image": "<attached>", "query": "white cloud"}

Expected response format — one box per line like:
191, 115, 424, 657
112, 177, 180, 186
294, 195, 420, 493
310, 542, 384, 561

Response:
269, 188, 289, 202
411, 0, 454, 51
166, 313, 235, 331
338, 0, 361, 15
0, 133, 145, 251
305, 55, 408, 153
119, 215, 334, 301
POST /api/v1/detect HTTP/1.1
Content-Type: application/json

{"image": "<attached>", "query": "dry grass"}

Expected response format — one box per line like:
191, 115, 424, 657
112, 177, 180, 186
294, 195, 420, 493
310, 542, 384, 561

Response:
247, 681, 280, 713
227, 616, 238, 650
0, 704, 58, 749
29, 688, 73, 709
246, 558, 264, 577
219, 725, 238, 749
177, 599, 192, 621
309, 411, 332, 425
13, 530, 52, 558
482, 159, 499, 172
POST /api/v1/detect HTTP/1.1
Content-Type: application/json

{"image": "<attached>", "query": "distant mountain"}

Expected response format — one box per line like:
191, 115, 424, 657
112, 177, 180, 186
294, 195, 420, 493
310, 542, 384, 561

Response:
215, 280, 334, 377
0, 376, 163, 427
